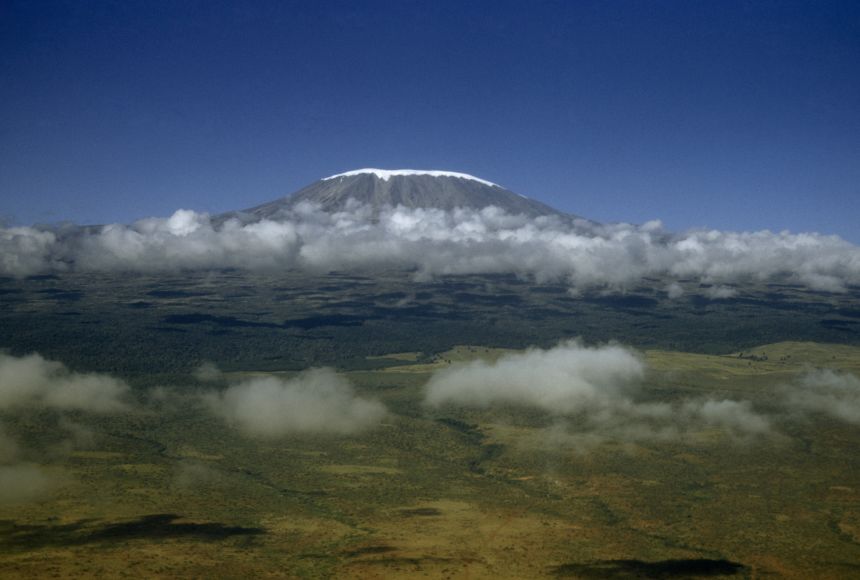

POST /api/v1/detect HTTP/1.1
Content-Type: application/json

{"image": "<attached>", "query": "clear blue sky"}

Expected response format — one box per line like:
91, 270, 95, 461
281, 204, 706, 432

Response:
2, 0, 859, 240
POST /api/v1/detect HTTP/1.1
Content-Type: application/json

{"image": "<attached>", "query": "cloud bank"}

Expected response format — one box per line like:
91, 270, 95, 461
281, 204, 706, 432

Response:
0, 352, 133, 503
425, 341, 775, 447
2, 203, 859, 291
782, 369, 860, 425
0, 352, 131, 413
425, 340, 646, 412
205, 367, 387, 437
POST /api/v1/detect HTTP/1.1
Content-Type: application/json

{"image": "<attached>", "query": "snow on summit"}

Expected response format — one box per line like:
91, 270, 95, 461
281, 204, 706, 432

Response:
323, 168, 499, 188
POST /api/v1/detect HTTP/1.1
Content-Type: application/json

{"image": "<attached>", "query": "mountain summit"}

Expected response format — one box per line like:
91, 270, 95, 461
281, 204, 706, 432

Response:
219, 169, 566, 223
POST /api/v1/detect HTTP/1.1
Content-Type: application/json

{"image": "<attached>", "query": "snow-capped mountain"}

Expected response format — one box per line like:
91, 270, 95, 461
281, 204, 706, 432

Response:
218, 168, 568, 223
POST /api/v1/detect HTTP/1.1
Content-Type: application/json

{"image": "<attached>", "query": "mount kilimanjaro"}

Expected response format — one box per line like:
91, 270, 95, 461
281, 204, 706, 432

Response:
216, 169, 571, 224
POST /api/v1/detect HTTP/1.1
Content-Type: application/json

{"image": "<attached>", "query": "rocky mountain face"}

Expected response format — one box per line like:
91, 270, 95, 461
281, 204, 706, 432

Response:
217, 169, 569, 223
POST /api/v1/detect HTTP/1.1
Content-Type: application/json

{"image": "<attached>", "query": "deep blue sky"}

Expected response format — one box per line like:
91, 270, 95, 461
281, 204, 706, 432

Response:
2, 0, 859, 240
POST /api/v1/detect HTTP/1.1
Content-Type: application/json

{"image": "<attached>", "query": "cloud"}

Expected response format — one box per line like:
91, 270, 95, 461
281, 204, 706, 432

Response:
193, 361, 223, 383
0, 352, 131, 413
172, 461, 222, 489
1, 204, 859, 292
425, 340, 774, 448
0, 424, 54, 504
534, 396, 774, 453
665, 282, 685, 299
704, 285, 737, 299
782, 369, 860, 425
56, 417, 97, 453
205, 368, 387, 437
0, 464, 53, 505
0, 353, 133, 504
424, 339, 645, 412
685, 398, 772, 436
0, 226, 62, 278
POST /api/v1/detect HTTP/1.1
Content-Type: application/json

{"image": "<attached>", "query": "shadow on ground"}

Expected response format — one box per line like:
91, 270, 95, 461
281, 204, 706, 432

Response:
0, 514, 265, 550
551, 558, 747, 578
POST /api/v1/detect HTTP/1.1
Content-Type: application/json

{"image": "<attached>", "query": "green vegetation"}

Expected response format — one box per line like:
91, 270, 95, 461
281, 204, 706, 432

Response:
1, 270, 859, 375
1, 271, 859, 577
0, 341, 857, 577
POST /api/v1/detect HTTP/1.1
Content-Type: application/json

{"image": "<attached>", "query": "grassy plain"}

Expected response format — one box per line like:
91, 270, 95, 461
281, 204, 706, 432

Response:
1, 341, 859, 578
1, 271, 860, 577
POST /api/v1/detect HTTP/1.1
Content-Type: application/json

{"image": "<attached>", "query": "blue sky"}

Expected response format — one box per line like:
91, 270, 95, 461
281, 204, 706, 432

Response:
2, 0, 859, 240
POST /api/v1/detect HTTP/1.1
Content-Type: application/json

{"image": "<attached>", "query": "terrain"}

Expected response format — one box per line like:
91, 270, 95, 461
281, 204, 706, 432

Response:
1, 269, 858, 376
1, 172, 859, 578
0, 334, 859, 578
1, 269, 859, 578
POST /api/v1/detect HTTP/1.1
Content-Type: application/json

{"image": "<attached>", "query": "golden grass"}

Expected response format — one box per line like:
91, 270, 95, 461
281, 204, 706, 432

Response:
2, 340, 858, 578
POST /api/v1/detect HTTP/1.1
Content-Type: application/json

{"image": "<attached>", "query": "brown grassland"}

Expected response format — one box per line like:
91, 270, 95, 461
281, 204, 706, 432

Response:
1, 341, 859, 578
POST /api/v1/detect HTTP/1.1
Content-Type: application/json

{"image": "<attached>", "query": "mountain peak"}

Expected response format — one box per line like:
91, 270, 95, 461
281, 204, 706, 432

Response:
323, 168, 500, 188
217, 168, 574, 225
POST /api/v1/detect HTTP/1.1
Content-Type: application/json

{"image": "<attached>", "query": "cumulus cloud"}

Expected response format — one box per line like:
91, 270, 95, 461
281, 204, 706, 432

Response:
0, 352, 131, 413
205, 368, 387, 437
425, 340, 645, 412
1, 203, 859, 292
0, 354, 134, 503
425, 341, 774, 448
782, 369, 860, 425
0, 226, 62, 277
665, 281, 685, 299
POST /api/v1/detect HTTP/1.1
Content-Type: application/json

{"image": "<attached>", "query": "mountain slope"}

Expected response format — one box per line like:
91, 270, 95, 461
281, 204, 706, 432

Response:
218, 169, 569, 223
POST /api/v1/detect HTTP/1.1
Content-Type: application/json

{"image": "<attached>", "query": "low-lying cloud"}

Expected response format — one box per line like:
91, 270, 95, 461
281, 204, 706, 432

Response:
425, 341, 775, 447
0, 352, 131, 413
0, 353, 133, 503
0, 463, 53, 505
782, 369, 860, 425
205, 367, 387, 437
2, 203, 859, 292
425, 340, 645, 412
0, 424, 53, 505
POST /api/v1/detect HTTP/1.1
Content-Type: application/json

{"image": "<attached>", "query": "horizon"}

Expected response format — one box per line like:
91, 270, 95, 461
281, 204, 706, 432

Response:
2, 3, 860, 572
3, 164, 860, 241
2, 1, 858, 242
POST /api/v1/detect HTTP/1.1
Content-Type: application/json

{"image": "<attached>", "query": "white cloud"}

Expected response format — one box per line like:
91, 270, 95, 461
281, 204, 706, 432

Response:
205, 368, 387, 437
686, 398, 772, 436
0, 352, 131, 413
0, 226, 62, 277
424, 339, 645, 412
425, 341, 775, 447
1, 204, 858, 292
782, 369, 860, 425
665, 282, 685, 299
0, 354, 134, 504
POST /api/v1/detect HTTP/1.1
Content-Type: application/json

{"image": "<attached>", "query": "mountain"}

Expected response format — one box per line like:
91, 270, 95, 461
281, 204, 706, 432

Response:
216, 169, 570, 224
